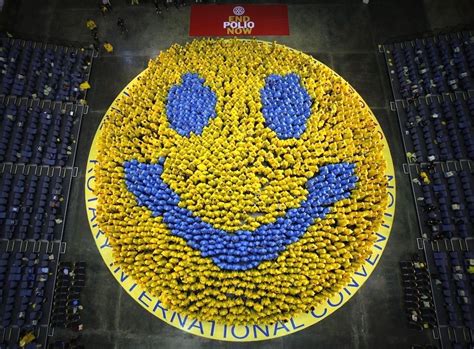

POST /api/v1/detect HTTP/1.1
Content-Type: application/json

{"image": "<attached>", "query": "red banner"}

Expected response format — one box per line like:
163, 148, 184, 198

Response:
189, 4, 289, 36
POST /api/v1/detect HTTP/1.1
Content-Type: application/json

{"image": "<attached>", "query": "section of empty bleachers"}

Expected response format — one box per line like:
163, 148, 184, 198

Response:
384, 31, 474, 100
0, 240, 62, 349
410, 163, 474, 240
0, 100, 84, 167
397, 95, 474, 163
0, 38, 93, 102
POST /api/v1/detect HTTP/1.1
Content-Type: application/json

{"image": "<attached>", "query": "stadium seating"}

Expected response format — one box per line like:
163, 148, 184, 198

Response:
400, 96, 474, 163
400, 260, 437, 331
0, 172, 66, 241
412, 166, 474, 239
51, 262, 86, 330
0, 35, 91, 348
432, 251, 474, 329
0, 251, 52, 329
0, 38, 92, 102
0, 244, 59, 349
0, 103, 79, 166
385, 31, 474, 100
384, 30, 474, 348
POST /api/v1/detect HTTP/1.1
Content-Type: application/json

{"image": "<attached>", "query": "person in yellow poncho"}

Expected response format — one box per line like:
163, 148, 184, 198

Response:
93, 39, 390, 325
86, 19, 97, 31
420, 171, 430, 184
19, 332, 35, 347
406, 151, 417, 163
79, 81, 91, 91
103, 42, 114, 53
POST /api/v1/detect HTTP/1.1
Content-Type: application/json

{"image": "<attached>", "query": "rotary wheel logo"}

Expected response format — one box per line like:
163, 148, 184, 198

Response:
85, 39, 396, 341
233, 6, 245, 16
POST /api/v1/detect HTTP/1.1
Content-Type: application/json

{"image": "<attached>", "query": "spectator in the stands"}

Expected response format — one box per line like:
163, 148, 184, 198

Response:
19, 332, 36, 347
422, 204, 436, 213
426, 218, 441, 226
406, 151, 417, 163
80, 81, 91, 91
420, 171, 430, 184
424, 162, 435, 173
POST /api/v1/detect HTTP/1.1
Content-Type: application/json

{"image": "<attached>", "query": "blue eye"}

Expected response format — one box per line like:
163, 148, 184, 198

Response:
166, 73, 217, 137
260, 73, 313, 139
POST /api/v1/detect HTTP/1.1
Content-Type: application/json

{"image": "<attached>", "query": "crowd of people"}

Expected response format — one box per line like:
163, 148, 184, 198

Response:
85, 18, 114, 53
87, 0, 202, 55
94, 39, 389, 325
99, 0, 203, 17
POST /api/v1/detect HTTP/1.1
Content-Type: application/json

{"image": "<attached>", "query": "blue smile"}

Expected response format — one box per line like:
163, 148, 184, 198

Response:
123, 158, 357, 271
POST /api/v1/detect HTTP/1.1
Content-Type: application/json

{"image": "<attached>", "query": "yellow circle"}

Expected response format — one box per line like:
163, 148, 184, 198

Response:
85, 39, 396, 341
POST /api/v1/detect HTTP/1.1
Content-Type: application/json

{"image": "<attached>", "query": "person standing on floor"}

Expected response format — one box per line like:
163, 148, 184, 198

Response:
92, 30, 100, 47
87, 18, 100, 52
86, 19, 97, 33
117, 17, 128, 34
153, 0, 163, 14
100, 0, 112, 15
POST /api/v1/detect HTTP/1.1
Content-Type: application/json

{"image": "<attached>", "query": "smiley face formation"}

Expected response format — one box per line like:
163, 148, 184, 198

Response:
95, 39, 388, 325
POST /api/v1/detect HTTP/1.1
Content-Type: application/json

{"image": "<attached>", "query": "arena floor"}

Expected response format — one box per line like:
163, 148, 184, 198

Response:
3, 0, 474, 348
